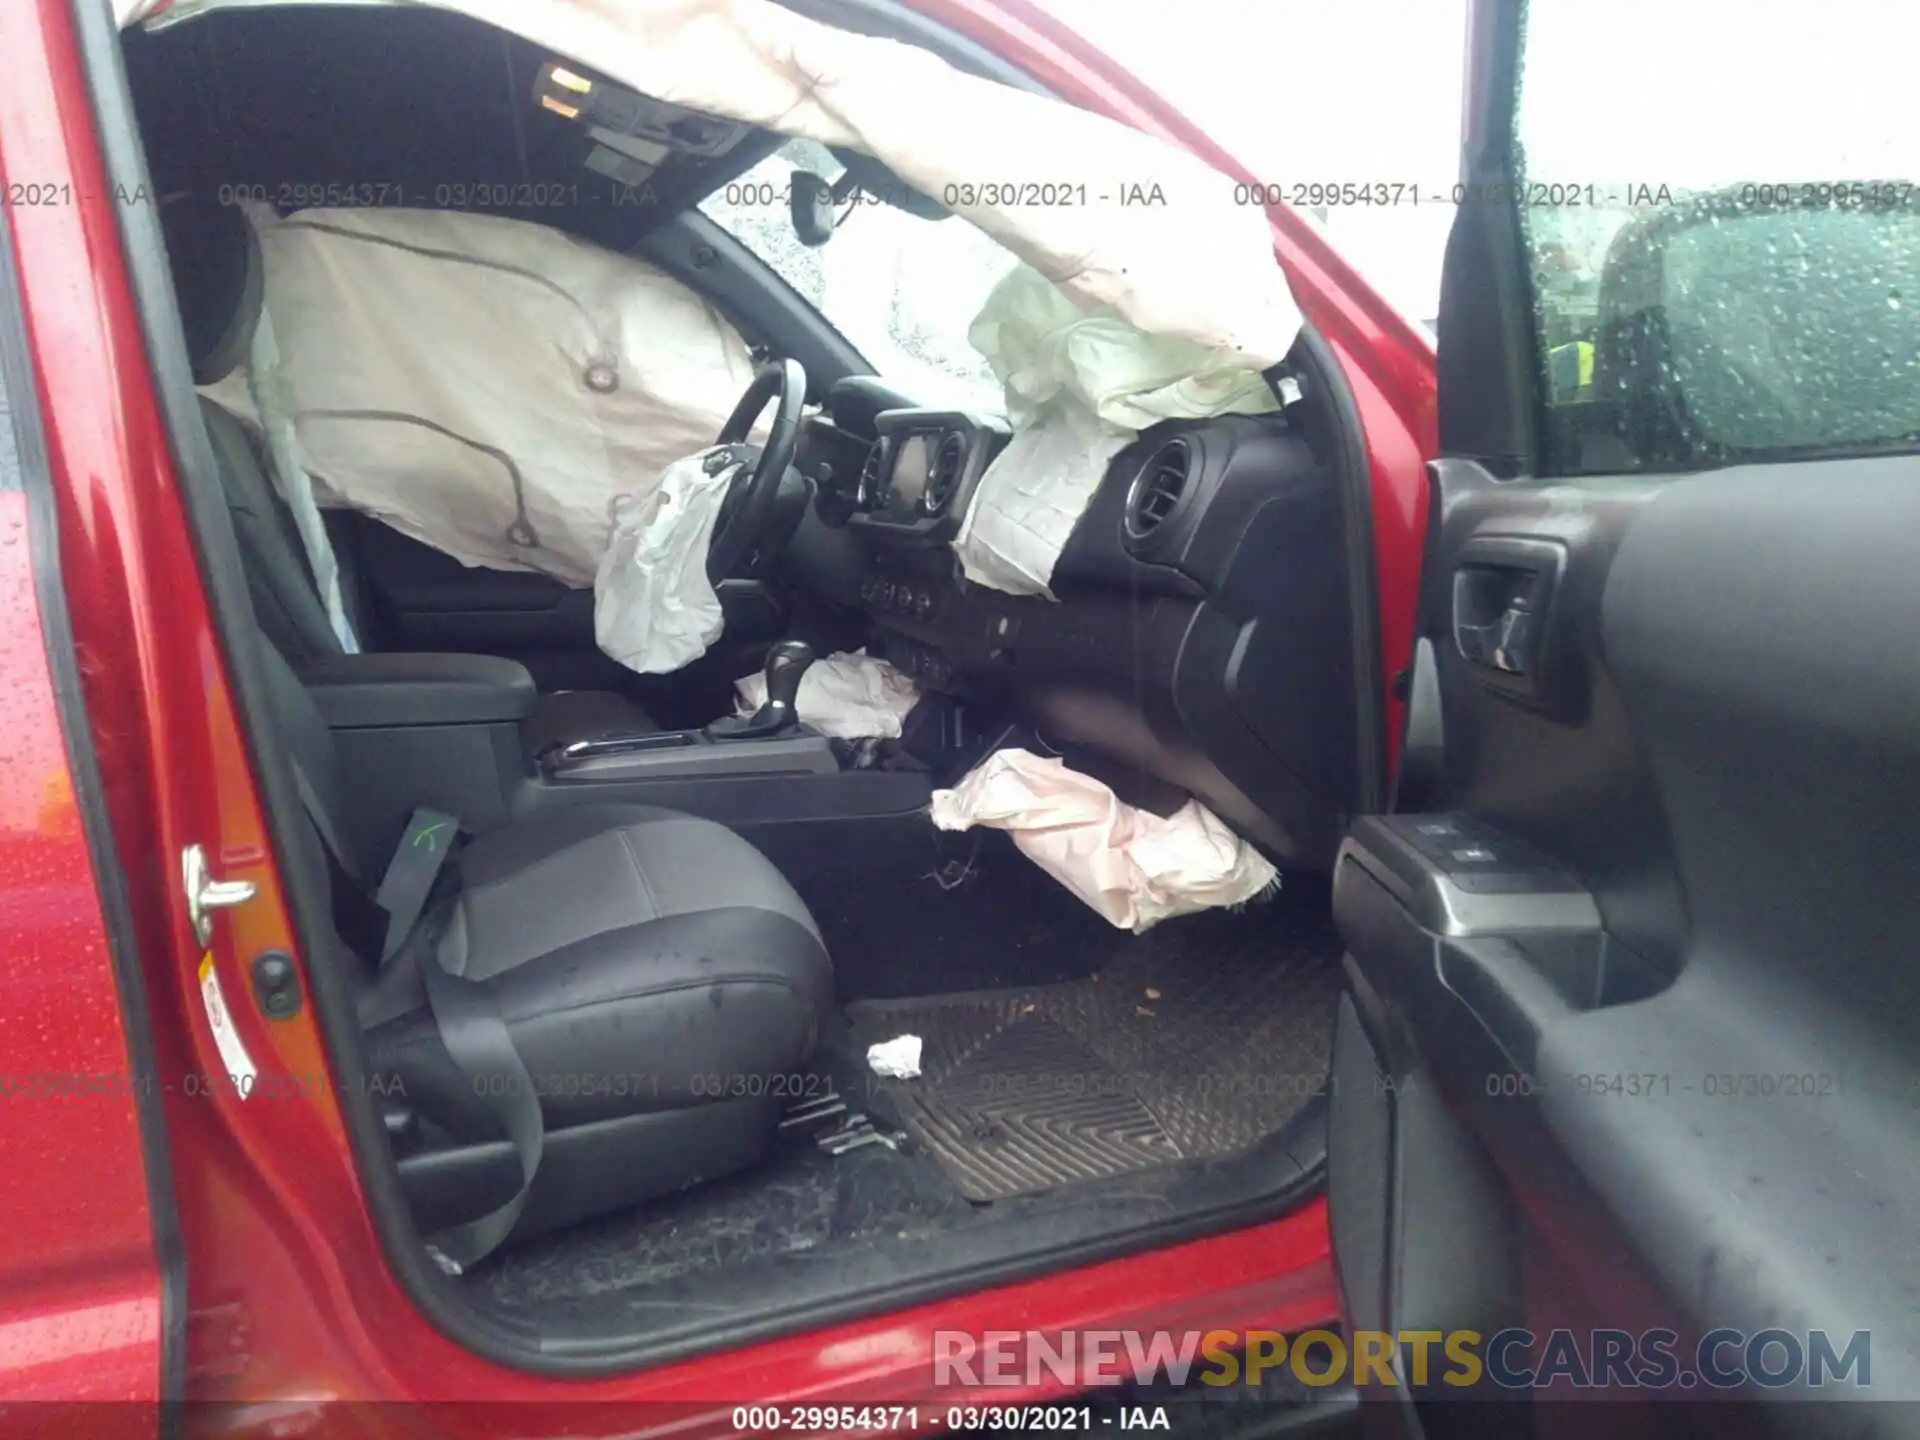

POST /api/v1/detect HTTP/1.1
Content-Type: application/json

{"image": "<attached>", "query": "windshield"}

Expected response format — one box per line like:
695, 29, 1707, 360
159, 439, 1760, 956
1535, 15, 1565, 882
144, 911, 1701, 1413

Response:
700, 140, 1015, 414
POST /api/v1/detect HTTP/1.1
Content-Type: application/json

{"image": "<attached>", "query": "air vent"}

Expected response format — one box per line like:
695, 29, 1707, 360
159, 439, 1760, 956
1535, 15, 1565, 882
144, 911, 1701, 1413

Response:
1122, 438, 1192, 542
924, 433, 966, 514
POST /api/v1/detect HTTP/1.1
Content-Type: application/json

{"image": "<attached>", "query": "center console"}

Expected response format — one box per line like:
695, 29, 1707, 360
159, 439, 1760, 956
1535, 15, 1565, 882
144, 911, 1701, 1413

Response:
300, 644, 933, 862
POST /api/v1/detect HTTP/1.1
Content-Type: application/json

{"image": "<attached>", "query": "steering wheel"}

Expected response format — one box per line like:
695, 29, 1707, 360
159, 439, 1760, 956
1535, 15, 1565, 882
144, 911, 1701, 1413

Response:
706, 358, 807, 582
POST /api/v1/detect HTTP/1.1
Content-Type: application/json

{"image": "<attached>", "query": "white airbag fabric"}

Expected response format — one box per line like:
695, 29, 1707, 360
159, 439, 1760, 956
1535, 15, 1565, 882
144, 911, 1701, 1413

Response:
734, 649, 921, 739
595, 447, 741, 675
135, 0, 1308, 625
954, 266, 1280, 598
123, 0, 1301, 366
929, 749, 1279, 933
243, 204, 756, 586
247, 306, 360, 650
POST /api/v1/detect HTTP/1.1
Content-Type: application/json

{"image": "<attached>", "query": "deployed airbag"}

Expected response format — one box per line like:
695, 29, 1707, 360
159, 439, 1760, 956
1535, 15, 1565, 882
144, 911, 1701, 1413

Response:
595, 447, 742, 675
123, 0, 1301, 365
929, 748, 1279, 933
134, 0, 1309, 623
953, 266, 1279, 598
734, 649, 921, 739
241, 204, 756, 586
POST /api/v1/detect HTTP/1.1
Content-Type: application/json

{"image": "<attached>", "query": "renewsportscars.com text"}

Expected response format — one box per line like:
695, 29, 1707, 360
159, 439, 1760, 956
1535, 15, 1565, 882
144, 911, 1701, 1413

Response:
932, 1326, 1872, 1392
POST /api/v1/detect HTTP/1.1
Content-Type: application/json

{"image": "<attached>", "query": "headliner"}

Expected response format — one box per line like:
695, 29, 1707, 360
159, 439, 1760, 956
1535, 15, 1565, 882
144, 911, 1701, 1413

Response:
123, 5, 785, 250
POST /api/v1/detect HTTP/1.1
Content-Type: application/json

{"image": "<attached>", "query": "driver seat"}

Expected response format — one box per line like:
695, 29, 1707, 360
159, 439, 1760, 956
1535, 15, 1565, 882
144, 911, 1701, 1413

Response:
164, 196, 657, 753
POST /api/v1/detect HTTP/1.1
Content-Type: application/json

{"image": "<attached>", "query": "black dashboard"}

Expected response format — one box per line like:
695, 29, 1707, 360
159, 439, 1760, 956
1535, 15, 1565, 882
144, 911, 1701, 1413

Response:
796, 373, 1365, 869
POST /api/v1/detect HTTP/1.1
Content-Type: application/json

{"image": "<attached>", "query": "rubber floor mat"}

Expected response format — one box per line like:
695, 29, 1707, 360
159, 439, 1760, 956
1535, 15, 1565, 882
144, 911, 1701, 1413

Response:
844, 902, 1342, 1201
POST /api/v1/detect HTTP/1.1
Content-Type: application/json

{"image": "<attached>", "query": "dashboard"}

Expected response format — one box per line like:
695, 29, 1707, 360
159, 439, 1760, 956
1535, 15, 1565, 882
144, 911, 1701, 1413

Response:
794, 375, 1368, 869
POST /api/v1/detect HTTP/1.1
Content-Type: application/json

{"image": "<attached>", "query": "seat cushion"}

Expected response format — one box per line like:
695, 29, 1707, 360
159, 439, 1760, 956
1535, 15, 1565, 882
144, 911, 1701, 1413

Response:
442, 804, 820, 980
522, 688, 657, 759
366, 805, 832, 1135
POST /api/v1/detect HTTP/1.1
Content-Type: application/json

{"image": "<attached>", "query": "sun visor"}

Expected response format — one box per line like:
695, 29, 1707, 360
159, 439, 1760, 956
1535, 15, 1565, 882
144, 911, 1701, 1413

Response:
124, 0, 1301, 368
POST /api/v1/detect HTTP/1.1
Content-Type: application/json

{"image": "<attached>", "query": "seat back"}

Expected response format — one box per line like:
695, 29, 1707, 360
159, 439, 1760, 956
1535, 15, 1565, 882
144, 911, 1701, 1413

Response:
202, 399, 344, 661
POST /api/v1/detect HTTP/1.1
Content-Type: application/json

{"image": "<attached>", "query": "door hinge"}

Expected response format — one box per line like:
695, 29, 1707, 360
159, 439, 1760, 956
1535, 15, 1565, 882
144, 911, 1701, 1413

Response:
183, 844, 257, 946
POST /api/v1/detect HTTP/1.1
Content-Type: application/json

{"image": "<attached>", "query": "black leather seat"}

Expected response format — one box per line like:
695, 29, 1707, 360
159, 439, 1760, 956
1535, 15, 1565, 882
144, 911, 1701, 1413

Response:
256, 636, 834, 1253
163, 195, 656, 752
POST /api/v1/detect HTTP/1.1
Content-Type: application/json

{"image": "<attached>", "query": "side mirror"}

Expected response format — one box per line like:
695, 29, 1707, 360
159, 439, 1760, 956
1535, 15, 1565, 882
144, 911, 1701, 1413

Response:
1591, 187, 1920, 456
790, 171, 837, 247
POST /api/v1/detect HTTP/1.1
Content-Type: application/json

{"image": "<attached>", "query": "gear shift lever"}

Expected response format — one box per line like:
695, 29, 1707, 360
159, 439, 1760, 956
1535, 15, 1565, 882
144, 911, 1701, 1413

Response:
707, 640, 815, 740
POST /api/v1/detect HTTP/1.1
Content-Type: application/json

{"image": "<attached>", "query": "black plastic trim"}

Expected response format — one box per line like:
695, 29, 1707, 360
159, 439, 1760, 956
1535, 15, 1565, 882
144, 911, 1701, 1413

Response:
1434, 0, 1538, 473
1290, 328, 1390, 818
0, 79, 187, 1431
299, 652, 539, 728
89, 0, 1331, 1379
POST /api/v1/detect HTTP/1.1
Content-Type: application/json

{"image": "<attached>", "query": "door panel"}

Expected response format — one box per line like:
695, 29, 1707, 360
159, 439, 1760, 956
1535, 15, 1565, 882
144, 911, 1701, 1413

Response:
1337, 455, 1920, 1424
1331, 0, 1920, 1429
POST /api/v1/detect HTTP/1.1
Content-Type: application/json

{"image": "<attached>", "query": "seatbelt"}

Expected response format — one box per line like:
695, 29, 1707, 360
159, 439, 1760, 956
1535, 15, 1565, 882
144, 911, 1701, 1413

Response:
291, 762, 388, 960
286, 765, 546, 1272
373, 807, 458, 963
410, 954, 546, 1274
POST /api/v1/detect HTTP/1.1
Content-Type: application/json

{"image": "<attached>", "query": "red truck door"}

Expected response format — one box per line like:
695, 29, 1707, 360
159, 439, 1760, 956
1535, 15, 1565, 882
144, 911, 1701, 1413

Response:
0, 171, 179, 1424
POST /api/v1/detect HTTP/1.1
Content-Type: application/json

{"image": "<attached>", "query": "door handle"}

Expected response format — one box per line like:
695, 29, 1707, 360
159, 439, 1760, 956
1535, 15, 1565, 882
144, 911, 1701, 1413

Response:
1450, 537, 1568, 700
1453, 564, 1545, 675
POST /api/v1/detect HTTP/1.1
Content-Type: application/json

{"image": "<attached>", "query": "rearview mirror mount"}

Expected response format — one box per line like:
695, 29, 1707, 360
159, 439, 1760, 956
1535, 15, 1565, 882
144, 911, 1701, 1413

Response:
790, 171, 837, 247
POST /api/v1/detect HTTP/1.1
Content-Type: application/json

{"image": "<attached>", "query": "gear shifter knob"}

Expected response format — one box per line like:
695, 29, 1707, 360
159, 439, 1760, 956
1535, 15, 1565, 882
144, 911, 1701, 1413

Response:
706, 640, 815, 741
760, 640, 815, 720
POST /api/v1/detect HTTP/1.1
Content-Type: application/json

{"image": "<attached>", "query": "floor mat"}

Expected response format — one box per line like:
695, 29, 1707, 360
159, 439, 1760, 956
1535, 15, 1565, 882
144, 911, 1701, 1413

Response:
478, 895, 1339, 1317
844, 901, 1342, 1201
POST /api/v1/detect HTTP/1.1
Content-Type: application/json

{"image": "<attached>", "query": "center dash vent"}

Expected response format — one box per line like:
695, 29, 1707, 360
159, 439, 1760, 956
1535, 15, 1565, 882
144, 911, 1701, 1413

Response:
924, 432, 966, 514
1122, 438, 1193, 542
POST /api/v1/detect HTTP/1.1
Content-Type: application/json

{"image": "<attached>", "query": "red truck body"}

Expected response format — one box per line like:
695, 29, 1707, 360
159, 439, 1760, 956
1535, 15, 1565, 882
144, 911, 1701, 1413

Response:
0, 0, 1435, 1419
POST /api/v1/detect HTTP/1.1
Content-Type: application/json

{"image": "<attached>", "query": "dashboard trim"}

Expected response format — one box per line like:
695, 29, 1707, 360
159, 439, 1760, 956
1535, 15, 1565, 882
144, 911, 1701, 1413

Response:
843, 407, 1009, 543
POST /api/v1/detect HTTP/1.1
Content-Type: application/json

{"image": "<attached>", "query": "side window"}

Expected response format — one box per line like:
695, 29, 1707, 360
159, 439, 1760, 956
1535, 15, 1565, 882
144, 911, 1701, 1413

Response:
700, 140, 1014, 414
1513, 0, 1920, 473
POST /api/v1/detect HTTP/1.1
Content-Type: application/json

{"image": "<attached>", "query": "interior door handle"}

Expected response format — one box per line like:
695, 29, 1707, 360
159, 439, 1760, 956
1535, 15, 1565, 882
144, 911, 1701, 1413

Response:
1453, 565, 1545, 675
1451, 537, 1568, 697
